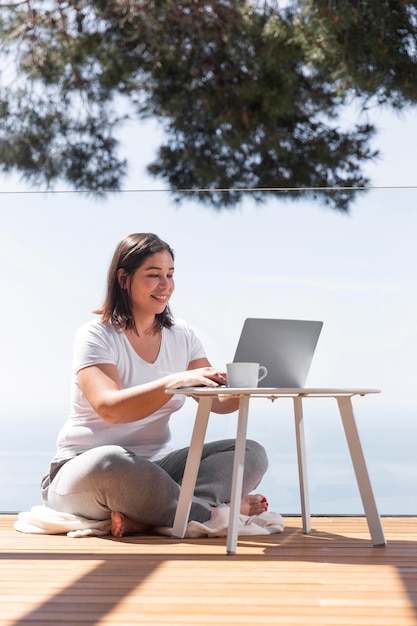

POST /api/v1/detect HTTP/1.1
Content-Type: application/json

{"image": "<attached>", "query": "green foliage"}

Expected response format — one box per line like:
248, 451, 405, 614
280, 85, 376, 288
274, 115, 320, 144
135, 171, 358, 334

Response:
0, 0, 416, 210
298, 0, 417, 106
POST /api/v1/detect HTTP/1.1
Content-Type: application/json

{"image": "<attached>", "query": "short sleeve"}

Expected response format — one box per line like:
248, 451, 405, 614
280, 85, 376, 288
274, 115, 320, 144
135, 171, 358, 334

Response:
72, 320, 118, 374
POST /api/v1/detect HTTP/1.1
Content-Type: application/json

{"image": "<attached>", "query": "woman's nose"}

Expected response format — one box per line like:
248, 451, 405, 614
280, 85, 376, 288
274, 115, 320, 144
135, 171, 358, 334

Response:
159, 276, 171, 288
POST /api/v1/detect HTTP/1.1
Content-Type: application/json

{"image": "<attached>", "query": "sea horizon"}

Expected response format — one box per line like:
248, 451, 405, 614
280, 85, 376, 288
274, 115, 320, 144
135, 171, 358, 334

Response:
2, 404, 416, 516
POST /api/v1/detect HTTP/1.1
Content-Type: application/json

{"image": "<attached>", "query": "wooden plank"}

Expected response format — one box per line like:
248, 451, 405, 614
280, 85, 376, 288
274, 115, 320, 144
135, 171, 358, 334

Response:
0, 516, 416, 626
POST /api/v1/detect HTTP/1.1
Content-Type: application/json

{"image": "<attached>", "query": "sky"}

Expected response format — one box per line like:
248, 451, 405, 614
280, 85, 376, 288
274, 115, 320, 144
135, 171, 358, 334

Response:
1, 105, 416, 514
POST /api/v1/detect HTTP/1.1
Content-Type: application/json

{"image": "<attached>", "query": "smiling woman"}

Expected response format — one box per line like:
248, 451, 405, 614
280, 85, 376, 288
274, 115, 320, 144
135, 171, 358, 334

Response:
39, 232, 269, 538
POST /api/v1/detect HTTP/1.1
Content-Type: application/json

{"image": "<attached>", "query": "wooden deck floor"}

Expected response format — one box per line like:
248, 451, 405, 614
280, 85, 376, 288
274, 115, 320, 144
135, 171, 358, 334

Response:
1, 514, 416, 626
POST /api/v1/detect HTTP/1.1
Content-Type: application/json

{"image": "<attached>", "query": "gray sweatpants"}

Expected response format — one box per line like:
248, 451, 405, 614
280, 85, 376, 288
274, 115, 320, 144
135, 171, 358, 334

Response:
41, 439, 268, 527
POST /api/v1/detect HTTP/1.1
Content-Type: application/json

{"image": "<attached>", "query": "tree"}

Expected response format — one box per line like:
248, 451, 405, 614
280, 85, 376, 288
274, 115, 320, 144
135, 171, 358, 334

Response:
0, 0, 416, 211
298, 0, 417, 106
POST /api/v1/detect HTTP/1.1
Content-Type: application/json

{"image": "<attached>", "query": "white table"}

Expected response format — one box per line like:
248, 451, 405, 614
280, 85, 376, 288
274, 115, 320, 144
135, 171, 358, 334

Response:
166, 387, 386, 555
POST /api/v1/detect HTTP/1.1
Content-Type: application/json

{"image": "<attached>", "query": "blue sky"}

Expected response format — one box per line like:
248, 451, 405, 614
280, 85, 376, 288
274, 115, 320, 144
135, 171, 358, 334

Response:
1, 106, 416, 513
1, 107, 416, 413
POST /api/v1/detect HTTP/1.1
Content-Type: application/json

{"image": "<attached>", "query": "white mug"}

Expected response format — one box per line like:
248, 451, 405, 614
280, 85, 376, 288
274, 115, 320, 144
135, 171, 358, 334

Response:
226, 362, 268, 388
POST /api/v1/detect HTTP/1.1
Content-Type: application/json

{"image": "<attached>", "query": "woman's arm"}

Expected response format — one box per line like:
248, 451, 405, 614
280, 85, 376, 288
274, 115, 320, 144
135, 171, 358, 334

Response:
77, 359, 231, 424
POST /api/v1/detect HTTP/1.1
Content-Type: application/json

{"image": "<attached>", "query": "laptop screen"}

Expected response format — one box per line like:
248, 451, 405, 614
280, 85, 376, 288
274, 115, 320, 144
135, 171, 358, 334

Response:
233, 318, 323, 388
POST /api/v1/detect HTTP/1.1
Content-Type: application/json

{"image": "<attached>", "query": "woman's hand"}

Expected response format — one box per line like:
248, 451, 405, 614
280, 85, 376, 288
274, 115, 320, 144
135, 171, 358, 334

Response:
168, 358, 238, 414
164, 366, 227, 390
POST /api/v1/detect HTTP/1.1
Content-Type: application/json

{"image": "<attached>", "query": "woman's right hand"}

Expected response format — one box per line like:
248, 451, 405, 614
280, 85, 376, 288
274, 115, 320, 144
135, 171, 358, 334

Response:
164, 359, 238, 414
164, 365, 227, 390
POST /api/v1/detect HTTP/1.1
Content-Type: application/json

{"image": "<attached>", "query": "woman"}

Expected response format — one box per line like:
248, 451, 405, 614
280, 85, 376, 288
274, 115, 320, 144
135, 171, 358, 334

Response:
41, 233, 269, 537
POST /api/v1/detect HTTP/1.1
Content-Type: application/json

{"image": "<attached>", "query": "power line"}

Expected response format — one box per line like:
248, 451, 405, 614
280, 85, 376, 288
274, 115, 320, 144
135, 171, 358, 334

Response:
1, 185, 417, 195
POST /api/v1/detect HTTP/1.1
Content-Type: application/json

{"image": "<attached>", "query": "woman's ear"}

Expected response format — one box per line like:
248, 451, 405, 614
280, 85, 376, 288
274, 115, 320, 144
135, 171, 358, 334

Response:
117, 268, 127, 289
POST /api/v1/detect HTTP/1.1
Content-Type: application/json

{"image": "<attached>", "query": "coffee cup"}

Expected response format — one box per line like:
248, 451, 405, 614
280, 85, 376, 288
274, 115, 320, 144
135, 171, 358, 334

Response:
226, 362, 268, 388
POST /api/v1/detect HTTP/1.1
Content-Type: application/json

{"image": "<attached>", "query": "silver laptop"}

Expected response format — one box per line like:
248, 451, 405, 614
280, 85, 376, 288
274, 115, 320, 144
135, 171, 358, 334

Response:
233, 318, 323, 388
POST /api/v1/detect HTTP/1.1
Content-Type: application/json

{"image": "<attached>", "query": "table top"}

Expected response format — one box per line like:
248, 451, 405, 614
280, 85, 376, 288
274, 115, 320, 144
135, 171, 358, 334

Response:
166, 387, 381, 398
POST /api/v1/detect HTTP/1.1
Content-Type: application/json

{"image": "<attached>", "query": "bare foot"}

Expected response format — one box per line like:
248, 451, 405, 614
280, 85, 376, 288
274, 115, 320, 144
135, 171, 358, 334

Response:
111, 511, 152, 537
240, 494, 269, 516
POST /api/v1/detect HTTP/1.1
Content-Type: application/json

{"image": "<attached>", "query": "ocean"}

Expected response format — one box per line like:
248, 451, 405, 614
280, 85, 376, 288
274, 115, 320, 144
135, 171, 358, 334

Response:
2, 403, 416, 516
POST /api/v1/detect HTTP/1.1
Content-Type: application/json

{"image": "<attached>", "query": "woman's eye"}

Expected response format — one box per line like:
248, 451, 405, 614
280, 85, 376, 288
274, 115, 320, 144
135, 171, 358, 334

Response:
147, 273, 174, 279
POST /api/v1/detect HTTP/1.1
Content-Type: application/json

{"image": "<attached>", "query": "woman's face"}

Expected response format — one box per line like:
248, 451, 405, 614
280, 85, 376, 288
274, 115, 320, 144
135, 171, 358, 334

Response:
125, 250, 175, 317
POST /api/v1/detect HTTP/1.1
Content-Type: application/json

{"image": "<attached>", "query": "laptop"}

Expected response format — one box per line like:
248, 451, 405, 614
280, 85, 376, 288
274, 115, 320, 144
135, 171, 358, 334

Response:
233, 318, 323, 388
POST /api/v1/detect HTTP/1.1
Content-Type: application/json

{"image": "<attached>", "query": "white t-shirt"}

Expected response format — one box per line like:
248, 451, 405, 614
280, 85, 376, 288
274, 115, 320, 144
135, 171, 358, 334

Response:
54, 318, 206, 462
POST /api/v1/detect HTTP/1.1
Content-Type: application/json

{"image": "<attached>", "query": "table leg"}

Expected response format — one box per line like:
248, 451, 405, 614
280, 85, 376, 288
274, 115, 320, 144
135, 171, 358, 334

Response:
227, 395, 250, 555
172, 396, 213, 538
337, 396, 386, 546
293, 396, 311, 534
